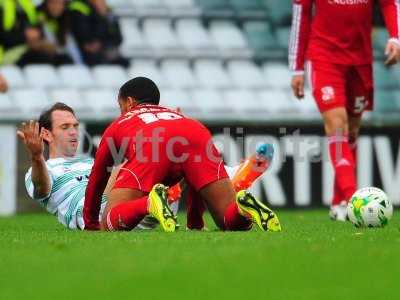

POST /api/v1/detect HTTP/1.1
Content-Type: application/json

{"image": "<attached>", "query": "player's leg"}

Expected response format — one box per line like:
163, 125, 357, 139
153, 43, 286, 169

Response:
310, 61, 357, 219
180, 121, 280, 231
101, 161, 177, 232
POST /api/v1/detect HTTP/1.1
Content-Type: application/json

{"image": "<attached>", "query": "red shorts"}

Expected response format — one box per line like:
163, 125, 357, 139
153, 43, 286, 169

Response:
308, 60, 374, 116
113, 118, 228, 192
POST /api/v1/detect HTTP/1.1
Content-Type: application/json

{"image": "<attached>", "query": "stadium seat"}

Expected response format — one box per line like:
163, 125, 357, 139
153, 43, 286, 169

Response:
160, 59, 197, 88
160, 88, 201, 116
276, 27, 290, 49
48, 88, 91, 117
222, 89, 263, 116
92, 65, 129, 88
175, 19, 218, 57
129, 0, 168, 16
256, 89, 294, 113
24, 64, 61, 88
226, 60, 266, 88
263, 0, 292, 25
142, 19, 185, 57
374, 90, 400, 112
288, 88, 319, 114
163, 0, 200, 16
374, 62, 398, 89
0, 65, 26, 88
129, 59, 169, 88
196, 0, 232, 15
0, 93, 19, 117
262, 62, 291, 88
11, 88, 50, 115
119, 18, 152, 58
193, 59, 232, 89
58, 65, 95, 89
229, 0, 267, 18
81, 89, 119, 118
191, 88, 232, 117
209, 21, 251, 58
243, 21, 277, 55
372, 28, 389, 51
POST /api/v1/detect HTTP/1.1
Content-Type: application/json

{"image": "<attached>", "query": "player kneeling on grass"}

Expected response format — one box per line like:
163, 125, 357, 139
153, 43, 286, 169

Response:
18, 101, 279, 231
83, 77, 281, 232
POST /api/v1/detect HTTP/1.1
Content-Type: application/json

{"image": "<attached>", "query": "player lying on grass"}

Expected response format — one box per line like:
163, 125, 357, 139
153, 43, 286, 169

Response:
18, 102, 274, 231
83, 77, 281, 232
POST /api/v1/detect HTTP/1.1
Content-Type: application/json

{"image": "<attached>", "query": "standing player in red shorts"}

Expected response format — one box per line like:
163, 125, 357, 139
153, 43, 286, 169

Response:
289, 0, 400, 220
83, 77, 281, 232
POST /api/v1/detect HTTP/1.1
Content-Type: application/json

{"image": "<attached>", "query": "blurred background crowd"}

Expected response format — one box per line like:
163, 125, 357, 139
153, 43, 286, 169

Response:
0, 0, 398, 120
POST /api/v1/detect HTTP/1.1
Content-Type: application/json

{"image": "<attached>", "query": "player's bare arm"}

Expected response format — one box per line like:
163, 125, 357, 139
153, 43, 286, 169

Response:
17, 120, 51, 199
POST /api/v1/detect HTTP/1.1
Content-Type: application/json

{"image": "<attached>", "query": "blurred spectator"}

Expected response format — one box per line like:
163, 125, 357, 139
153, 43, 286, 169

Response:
0, 0, 72, 66
0, 73, 8, 92
68, 0, 128, 67
37, 0, 81, 64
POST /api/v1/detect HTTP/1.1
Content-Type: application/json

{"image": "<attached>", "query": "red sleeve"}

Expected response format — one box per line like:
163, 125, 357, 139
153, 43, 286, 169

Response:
83, 124, 117, 230
379, 0, 400, 41
289, 0, 313, 73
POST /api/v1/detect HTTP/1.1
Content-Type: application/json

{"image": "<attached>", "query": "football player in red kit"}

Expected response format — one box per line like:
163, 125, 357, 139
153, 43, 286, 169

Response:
289, 0, 400, 220
83, 77, 281, 232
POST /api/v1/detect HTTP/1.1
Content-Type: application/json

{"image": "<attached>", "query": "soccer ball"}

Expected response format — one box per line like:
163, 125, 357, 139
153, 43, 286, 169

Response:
347, 187, 393, 228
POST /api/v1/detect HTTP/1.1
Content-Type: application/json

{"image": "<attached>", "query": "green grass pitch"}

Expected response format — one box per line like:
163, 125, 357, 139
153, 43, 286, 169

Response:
0, 210, 399, 300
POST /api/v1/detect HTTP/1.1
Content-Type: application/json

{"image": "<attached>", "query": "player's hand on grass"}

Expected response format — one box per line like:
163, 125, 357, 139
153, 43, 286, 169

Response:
384, 40, 400, 66
17, 120, 45, 160
291, 74, 305, 99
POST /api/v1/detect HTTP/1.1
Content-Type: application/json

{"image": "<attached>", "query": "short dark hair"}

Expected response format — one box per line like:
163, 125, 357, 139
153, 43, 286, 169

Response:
39, 102, 75, 131
118, 77, 160, 105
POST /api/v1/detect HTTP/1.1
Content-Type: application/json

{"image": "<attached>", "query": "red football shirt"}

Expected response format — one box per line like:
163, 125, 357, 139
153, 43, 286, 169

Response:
83, 104, 185, 230
289, 0, 400, 72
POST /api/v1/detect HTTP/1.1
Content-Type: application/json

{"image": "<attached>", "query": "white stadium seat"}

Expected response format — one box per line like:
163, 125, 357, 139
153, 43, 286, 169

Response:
24, 64, 61, 88
163, 0, 200, 16
0, 93, 19, 116
289, 88, 319, 114
256, 89, 295, 113
130, 0, 168, 16
119, 18, 152, 57
160, 88, 200, 116
0, 65, 26, 88
222, 89, 262, 115
129, 59, 169, 88
262, 63, 292, 88
48, 88, 91, 116
92, 65, 129, 88
193, 59, 232, 89
58, 65, 95, 89
227, 60, 266, 89
142, 19, 184, 56
175, 19, 217, 56
81, 89, 119, 118
160, 59, 197, 89
11, 88, 50, 115
191, 88, 232, 117
209, 21, 251, 57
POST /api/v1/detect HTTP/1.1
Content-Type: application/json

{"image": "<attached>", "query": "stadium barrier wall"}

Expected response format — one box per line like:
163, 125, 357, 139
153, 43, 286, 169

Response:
0, 125, 17, 215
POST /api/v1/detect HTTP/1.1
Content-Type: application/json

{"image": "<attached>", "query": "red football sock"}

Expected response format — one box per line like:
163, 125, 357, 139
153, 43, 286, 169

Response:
224, 202, 252, 231
105, 196, 149, 231
186, 187, 206, 230
328, 135, 357, 202
331, 176, 345, 206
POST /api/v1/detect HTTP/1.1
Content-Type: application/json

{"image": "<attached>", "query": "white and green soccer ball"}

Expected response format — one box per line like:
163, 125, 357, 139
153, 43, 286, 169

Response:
347, 187, 393, 228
